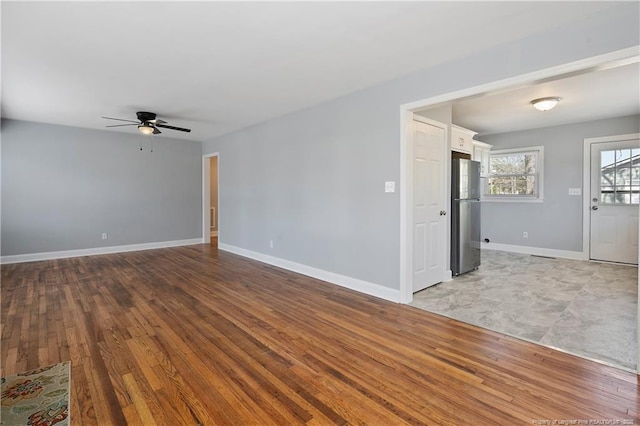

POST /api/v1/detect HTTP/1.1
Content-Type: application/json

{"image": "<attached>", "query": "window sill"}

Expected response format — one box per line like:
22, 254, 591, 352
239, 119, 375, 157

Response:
481, 197, 544, 203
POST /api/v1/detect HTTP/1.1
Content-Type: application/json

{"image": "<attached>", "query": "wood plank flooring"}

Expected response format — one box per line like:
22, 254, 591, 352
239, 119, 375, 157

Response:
2, 244, 638, 425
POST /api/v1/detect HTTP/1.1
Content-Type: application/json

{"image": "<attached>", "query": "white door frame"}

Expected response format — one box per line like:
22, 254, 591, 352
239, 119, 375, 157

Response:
582, 134, 640, 259
399, 46, 639, 305
202, 152, 219, 244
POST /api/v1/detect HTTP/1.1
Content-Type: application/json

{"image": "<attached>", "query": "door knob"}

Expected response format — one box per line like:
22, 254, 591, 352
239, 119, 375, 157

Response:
591, 206, 598, 210
440, 210, 447, 216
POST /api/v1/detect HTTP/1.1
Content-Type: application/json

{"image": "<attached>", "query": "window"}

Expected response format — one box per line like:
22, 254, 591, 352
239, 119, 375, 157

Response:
599, 148, 640, 205
485, 146, 544, 201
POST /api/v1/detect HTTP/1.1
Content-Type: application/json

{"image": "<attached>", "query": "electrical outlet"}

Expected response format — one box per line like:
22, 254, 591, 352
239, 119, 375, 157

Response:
101, 233, 108, 240
523, 232, 528, 239
269, 240, 274, 249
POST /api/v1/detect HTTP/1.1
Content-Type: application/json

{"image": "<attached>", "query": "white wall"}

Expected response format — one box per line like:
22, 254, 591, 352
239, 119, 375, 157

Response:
1, 119, 203, 258
202, 3, 639, 293
481, 115, 640, 253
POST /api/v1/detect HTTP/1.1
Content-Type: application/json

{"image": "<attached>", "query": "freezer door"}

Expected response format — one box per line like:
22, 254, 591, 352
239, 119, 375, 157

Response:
452, 159, 481, 200
467, 161, 481, 200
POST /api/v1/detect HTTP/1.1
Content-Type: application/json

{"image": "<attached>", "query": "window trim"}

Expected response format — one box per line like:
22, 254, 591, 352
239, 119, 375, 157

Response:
483, 146, 544, 203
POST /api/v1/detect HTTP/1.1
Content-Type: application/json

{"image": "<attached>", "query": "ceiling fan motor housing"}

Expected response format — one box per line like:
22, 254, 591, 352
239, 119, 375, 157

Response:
137, 111, 157, 123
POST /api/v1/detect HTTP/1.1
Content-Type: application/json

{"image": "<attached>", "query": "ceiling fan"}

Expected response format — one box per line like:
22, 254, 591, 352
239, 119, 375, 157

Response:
102, 111, 191, 135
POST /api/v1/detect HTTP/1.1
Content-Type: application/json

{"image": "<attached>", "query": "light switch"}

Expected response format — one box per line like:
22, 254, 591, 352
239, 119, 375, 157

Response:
568, 188, 581, 196
385, 181, 395, 193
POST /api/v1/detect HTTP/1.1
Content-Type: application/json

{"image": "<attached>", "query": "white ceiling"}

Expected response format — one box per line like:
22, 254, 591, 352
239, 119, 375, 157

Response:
1, 2, 626, 142
451, 61, 640, 136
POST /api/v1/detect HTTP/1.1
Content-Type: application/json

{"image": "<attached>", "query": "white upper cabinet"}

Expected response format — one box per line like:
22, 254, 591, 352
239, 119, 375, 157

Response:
450, 125, 476, 154
472, 140, 492, 178
450, 124, 492, 176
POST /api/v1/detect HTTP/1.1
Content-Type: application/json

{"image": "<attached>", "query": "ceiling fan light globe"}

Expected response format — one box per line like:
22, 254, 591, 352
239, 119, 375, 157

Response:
531, 97, 560, 111
138, 124, 155, 135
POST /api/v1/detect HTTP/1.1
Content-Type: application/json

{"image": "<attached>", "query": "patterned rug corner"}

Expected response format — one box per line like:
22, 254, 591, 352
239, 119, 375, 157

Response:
1, 361, 70, 426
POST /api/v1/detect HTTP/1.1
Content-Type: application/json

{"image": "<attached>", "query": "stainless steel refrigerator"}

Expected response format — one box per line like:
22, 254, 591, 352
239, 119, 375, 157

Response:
451, 159, 481, 276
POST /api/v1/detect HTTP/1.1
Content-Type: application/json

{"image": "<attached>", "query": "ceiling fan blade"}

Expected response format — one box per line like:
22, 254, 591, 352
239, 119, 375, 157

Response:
156, 123, 191, 133
101, 116, 139, 123
106, 123, 138, 128
153, 127, 162, 134
149, 119, 167, 124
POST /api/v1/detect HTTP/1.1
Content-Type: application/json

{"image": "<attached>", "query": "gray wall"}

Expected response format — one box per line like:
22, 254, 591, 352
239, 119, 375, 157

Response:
1, 119, 203, 256
202, 3, 639, 290
480, 115, 640, 252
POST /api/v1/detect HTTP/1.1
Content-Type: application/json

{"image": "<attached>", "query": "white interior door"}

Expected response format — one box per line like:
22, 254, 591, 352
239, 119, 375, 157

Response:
590, 140, 640, 264
412, 119, 446, 292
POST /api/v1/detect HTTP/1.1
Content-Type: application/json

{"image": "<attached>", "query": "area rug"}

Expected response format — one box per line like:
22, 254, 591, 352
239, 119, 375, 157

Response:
1, 361, 70, 426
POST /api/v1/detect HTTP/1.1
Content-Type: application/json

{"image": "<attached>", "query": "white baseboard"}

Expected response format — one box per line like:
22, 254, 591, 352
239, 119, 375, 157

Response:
218, 243, 402, 303
1, 238, 203, 264
481, 242, 587, 261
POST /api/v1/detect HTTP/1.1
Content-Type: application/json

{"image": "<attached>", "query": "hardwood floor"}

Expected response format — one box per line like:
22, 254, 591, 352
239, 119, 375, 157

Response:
2, 244, 638, 425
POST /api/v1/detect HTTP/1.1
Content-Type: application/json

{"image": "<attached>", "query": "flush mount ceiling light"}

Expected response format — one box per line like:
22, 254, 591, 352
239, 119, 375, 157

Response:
531, 97, 560, 111
137, 123, 155, 135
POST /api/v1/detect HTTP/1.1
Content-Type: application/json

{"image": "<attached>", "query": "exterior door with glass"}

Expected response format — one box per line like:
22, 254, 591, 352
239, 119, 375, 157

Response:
590, 139, 640, 264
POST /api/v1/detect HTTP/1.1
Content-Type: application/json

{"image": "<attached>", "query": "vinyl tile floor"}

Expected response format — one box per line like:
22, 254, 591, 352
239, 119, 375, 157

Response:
410, 249, 638, 371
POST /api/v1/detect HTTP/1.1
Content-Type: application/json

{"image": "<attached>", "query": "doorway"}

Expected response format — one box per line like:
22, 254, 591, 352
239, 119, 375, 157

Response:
202, 153, 219, 246
400, 47, 639, 304
209, 156, 219, 246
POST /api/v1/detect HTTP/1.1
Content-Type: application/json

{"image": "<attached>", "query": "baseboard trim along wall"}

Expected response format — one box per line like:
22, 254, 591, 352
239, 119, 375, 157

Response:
481, 242, 587, 261
0, 238, 203, 264
219, 243, 402, 303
